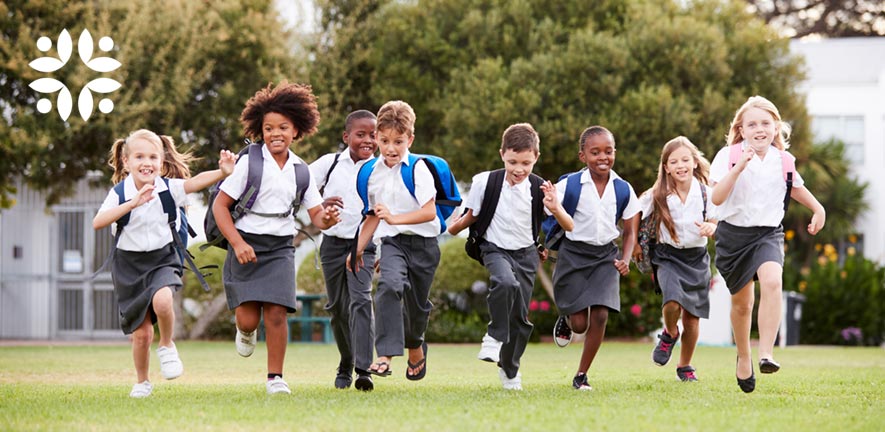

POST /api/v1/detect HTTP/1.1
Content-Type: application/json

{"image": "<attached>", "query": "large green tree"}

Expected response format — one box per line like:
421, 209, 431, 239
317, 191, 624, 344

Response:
0, 0, 301, 207
308, 0, 812, 194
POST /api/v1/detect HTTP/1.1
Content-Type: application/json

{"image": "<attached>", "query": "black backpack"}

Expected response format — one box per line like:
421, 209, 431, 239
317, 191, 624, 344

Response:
201, 140, 310, 251
464, 169, 545, 265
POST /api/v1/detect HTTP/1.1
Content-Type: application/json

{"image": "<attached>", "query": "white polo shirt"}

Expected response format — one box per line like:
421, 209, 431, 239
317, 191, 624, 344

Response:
219, 145, 322, 236
465, 171, 534, 250
555, 170, 641, 246
638, 178, 717, 249
309, 152, 374, 240
98, 175, 188, 252
709, 145, 804, 228
367, 150, 440, 239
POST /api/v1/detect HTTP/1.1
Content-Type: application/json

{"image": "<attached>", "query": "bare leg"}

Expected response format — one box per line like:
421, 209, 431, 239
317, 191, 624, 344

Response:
263, 303, 289, 375
577, 306, 609, 374
152, 287, 175, 347
661, 301, 682, 337
235, 301, 262, 333
731, 282, 755, 379
678, 312, 700, 367
756, 262, 783, 361
131, 317, 154, 383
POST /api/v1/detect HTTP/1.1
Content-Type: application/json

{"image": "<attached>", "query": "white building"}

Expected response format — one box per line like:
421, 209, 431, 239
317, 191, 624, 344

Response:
790, 37, 885, 263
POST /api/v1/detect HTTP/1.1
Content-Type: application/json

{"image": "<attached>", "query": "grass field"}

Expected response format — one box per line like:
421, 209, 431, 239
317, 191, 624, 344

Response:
1, 341, 883, 431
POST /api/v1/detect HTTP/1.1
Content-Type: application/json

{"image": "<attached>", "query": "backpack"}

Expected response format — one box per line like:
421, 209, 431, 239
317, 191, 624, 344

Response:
355, 153, 462, 234
541, 169, 630, 251
636, 185, 707, 275
317, 151, 342, 196
92, 177, 214, 292
728, 142, 795, 212
463, 169, 545, 265
201, 140, 310, 251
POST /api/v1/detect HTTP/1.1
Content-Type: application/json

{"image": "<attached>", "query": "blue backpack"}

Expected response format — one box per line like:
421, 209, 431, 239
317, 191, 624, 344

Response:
541, 170, 630, 250
355, 153, 462, 233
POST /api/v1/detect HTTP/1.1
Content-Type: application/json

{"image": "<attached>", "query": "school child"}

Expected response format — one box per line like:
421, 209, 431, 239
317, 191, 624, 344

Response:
213, 81, 341, 395
710, 96, 825, 393
93, 129, 236, 398
350, 100, 448, 383
309, 110, 378, 391
550, 126, 641, 391
634, 136, 718, 382
447, 123, 570, 390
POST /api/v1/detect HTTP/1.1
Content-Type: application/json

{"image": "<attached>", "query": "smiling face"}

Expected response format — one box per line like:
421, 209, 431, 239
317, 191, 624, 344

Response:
740, 107, 778, 152
123, 137, 163, 189
344, 117, 377, 162
262, 112, 298, 157
500, 148, 538, 186
579, 133, 616, 179
376, 127, 413, 167
664, 145, 697, 186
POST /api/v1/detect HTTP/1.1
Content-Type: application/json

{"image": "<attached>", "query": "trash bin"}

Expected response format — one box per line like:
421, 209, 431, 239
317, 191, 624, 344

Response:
778, 291, 806, 347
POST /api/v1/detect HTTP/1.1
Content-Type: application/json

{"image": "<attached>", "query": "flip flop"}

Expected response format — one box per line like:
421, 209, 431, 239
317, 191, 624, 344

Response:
406, 342, 428, 381
368, 361, 392, 377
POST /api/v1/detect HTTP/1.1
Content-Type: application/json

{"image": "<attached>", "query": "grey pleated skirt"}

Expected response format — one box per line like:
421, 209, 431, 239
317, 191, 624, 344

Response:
112, 243, 183, 335
714, 221, 784, 295
223, 231, 297, 312
552, 239, 620, 314
652, 244, 711, 319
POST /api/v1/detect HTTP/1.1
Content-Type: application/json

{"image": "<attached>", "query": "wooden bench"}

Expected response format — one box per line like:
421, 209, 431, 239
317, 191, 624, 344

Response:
257, 293, 333, 344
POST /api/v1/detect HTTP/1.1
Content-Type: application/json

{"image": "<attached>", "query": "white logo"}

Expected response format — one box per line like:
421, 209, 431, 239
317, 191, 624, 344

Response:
28, 29, 122, 122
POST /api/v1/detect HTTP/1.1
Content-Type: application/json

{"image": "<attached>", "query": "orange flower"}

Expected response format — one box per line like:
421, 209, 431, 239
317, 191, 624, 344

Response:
785, 230, 795, 241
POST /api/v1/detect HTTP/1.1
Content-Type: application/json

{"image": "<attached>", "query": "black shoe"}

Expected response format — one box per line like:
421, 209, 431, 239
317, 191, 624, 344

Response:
335, 361, 353, 389
676, 365, 698, 382
652, 329, 679, 366
553, 315, 573, 348
736, 357, 755, 393
354, 371, 374, 392
759, 358, 780, 374
572, 372, 592, 391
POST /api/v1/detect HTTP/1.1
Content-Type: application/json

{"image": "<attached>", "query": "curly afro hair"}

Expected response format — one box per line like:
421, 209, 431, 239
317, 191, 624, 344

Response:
240, 81, 320, 141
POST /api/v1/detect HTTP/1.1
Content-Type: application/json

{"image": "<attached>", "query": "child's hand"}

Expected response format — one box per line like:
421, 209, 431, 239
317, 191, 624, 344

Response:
373, 204, 395, 224
696, 221, 717, 237
808, 211, 825, 235
346, 251, 363, 272
538, 246, 549, 263
219, 150, 237, 176
734, 147, 754, 171
323, 205, 342, 227
613, 258, 630, 276
130, 184, 156, 209
540, 180, 559, 210
232, 241, 257, 265
322, 196, 344, 210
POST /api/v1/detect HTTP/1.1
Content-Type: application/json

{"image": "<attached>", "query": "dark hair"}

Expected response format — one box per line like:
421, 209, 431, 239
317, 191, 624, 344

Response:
240, 81, 320, 141
578, 125, 614, 150
376, 100, 415, 136
501, 123, 540, 154
345, 110, 376, 131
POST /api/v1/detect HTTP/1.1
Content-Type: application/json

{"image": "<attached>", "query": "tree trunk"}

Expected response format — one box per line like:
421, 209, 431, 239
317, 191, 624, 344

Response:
188, 295, 229, 339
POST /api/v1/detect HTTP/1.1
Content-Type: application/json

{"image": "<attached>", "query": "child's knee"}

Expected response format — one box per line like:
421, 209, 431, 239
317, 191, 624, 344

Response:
132, 325, 153, 347
590, 308, 609, 327
570, 312, 589, 334
264, 306, 287, 328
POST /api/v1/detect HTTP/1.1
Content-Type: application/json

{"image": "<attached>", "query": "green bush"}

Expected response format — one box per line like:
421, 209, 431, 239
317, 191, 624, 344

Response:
181, 243, 235, 340
296, 250, 327, 295
799, 247, 885, 346
426, 237, 490, 343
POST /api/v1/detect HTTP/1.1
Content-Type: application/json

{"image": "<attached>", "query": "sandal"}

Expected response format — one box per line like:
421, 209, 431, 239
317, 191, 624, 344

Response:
368, 361, 392, 377
406, 342, 428, 381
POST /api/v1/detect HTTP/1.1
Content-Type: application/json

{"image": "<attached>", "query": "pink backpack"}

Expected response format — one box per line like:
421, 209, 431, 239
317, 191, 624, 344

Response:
728, 143, 795, 211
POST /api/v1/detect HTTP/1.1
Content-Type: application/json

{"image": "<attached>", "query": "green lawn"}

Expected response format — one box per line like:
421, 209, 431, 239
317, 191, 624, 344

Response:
1, 341, 883, 431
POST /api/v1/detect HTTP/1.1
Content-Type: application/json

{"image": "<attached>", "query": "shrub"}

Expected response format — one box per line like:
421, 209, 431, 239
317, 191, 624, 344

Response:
426, 237, 490, 342
296, 250, 327, 295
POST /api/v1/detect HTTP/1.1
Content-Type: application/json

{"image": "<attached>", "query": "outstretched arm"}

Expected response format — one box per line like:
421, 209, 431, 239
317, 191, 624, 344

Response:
183, 150, 237, 193
374, 199, 436, 226
92, 183, 155, 230
347, 215, 380, 272
447, 209, 477, 235
791, 187, 826, 235
542, 180, 573, 232
308, 204, 341, 230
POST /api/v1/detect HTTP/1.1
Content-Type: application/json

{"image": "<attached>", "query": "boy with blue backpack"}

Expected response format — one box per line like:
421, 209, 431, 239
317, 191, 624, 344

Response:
349, 100, 461, 383
548, 126, 640, 391
447, 123, 570, 390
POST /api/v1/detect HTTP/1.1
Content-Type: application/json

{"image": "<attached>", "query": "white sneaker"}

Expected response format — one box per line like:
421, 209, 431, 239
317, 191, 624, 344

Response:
156, 344, 183, 380
478, 333, 503, 363
129, 380, 153, 398
236, 328, 257, 357
498, 368, 522, 391
266, 376, 291, 395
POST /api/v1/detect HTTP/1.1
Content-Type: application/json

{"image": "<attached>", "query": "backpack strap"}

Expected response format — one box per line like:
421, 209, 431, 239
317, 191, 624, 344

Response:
529, 174, 544, 245
780, 150, 795, 212
470, 169, 505, 241
232, 142, 264, 219
613, 178, 630, 222
728, 142, 742, 168
400, 154, 420, 200
356, 157, 379, 216
562, 171, 583, 216
700, 182, 708, 222
318, 152, 342, 196
158, 178, 212, 292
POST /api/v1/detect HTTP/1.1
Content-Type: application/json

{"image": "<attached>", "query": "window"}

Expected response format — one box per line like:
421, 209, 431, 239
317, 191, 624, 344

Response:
812, 116, 865, 165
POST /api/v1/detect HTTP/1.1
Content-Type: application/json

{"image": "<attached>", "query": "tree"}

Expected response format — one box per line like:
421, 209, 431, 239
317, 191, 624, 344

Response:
0, 0, 302, 208
746, 0, 885, 38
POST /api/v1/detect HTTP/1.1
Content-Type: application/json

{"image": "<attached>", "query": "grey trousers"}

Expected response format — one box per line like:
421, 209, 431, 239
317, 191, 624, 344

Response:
319, 236, 376, 372
375, 234, 440, 357
481, 241, 538, 379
